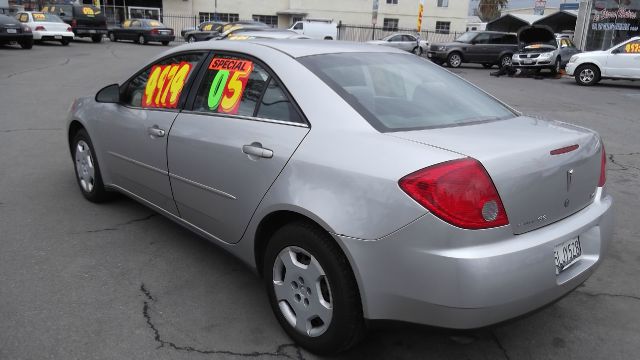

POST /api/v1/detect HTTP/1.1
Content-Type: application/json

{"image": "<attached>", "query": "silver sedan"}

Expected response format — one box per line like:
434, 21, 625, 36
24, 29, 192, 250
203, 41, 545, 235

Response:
67, 40, 613, 354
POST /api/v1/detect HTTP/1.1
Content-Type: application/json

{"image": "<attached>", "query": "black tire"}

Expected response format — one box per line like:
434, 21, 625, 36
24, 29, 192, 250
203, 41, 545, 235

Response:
137, 34, 146, 45
412, 46, 423, 56
19, 39, 33, 49
551, 57, 561, 75
447, 52, 462, 68
109, 32, 117, 42
499, 54, 512, 68
574, 64, 601, 86
60, 38, 70, 46
187, 35, 196, 43
323, 36, 333, 40
161, 41, 169, 46
71, 129, 111, 203
91, 35, 102, 43
263, 222, 365, 355
482, 63, 494, 69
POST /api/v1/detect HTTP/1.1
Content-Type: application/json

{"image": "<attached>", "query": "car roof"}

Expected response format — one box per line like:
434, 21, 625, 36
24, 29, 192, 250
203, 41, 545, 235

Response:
174, 39, 406, 58
229, 30, 310, 40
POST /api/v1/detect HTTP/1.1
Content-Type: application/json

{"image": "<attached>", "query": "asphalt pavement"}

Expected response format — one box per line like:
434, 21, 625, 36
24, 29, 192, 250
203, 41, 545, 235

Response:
1, 40, 639, 360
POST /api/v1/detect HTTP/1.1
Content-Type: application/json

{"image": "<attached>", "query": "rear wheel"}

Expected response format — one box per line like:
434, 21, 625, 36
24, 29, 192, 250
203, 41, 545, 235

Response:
412, 46, 423, 56
263, 222, 365, 355
447, 52, 462, 68
323, 36, 333, 40
91, 35, 102, 43
575, 64, 600, 86
161, 41, 169, 46
187, 35, 196, 43
71, 129, 111, 203
137, 34, 146, 45
19, 39, 33, 49
109, 32, 117, 42
60, 38, 70, 46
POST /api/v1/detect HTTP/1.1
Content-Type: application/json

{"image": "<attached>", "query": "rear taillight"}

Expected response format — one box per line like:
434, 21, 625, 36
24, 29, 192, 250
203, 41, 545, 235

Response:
399, 158, 509, 230
21, 25, 31, 33
150, 28, 159, 34
66, 26, 73, 32
35, 25, 46, 31
598, 144, 606, 187
71, 19, 77, 28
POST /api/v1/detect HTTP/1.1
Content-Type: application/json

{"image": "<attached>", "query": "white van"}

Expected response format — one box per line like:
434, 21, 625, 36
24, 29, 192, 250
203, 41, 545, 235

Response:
289, 20, 337, 40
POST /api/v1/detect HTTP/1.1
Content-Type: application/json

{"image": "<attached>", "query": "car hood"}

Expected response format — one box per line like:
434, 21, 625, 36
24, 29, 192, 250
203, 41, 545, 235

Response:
574, 50, 609, 58
518, 25, 556, 47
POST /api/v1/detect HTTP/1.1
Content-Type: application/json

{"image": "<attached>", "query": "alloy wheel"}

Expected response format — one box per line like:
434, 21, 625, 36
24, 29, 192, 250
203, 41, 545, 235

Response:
449, 54, 461, 67
580, 68, 595, 84
501, 56, 512, 67
75, 140, 95, 193
272, 246, 333, 337
188, 36, 196, 43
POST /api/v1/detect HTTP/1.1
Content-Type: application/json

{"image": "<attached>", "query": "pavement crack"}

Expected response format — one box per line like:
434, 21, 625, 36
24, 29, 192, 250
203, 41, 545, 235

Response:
140, 284, 305, 359
75, 213, 157, 234
4, 58, 71, 79
491, 330, 511, 360
575, 289, 640, 301
0, 128, 63, 133
608, 153, 640, 172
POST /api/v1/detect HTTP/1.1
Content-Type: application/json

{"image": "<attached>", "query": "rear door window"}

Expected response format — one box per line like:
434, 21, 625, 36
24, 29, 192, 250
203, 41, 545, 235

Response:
255, 79, 303, 124
474, 33, 491, 44
192, 55, 270, 116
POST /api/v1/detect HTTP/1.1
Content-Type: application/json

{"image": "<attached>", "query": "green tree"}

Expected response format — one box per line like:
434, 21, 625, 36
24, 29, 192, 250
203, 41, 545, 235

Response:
477, 0, 509, 22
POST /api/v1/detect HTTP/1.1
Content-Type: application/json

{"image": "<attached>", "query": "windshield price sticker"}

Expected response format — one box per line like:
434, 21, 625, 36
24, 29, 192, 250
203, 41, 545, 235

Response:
625, 43, 640, 53
33, 13, 46, 20
143, 62, 193, 108
207, 57, 254, 114
82, 7, 95, 16
203, 24, 213, 31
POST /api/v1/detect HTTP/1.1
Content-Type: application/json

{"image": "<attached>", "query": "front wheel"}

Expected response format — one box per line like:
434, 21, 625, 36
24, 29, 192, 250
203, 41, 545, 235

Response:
551, 57, 562, 75
187, 35, 196, 43
447, 52, 462, 68
575, 64, 601, 86
264, 222, 365, 355
109, 32, 117, 42
412, 46, 423, 56
161, 41, 169, 46
72, 129, 111, 202
137, 34, 146, 45
91, 35, 102, 43
500, 54, 512, 68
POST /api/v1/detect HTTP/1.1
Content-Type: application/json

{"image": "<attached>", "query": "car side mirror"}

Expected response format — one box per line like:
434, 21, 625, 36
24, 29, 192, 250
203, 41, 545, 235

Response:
95, 84, 120, 103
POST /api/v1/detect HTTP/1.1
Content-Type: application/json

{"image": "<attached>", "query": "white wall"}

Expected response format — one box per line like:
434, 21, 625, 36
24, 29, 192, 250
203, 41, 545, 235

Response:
163, 0, 469, 33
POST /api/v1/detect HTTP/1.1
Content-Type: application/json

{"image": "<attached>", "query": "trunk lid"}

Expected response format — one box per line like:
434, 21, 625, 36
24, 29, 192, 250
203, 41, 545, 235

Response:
39, 21, 69, 32
391, 117, 602, 234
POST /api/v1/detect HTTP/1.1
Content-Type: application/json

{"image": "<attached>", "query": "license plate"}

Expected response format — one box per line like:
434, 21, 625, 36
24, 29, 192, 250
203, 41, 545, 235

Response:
89, 30, 96, 34
524, 60, 534, 64
554, 237, 582, 274
55, 35, 62, 39
6, 28, 17, 33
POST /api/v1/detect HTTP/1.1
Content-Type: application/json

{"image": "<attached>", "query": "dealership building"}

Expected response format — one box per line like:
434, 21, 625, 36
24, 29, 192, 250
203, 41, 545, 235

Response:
574, 0, 640, 50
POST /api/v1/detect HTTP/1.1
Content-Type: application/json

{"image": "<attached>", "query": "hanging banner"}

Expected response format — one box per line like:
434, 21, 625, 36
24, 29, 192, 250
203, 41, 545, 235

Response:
417, 0, 425, 33
534, 0, 547, 15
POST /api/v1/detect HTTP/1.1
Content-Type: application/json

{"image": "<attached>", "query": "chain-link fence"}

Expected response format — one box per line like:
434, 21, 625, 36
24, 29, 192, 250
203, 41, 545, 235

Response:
337, 23, 460, 44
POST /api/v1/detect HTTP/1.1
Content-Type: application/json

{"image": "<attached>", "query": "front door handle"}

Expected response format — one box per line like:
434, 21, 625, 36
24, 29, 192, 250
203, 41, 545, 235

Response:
148, 126, 166, 138
242, 143, 273, 159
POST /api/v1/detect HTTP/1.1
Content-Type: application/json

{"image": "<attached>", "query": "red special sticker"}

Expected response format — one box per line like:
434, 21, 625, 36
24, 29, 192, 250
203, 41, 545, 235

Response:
206, 57, 254, 114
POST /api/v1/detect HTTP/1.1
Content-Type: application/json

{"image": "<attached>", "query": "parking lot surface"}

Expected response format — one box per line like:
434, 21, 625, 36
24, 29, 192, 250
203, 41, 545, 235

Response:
1, 41, 639, 360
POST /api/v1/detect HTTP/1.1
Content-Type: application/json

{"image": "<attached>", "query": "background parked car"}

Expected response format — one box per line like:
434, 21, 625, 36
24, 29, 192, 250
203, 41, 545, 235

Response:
0, 13, 32, 49
42, 4, 106, 43
16, 11, 73, 46
183, 21, 223, 43
428, 31, 518, 68
511, 26, 580, 74
566, 36, 640, 86
108, 19, 174, 45
367, 33, 428, 55
226, 29, 310, 40
289, 19, 337, 40
214, 22, 271, 40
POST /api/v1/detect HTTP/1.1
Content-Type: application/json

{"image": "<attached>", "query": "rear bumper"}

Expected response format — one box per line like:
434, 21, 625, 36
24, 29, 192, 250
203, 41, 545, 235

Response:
339, 187, 613, 328
33, 30, 74, 40
147, 34, 175, 42
0, 33, 33, 42
74, 28, 107, 36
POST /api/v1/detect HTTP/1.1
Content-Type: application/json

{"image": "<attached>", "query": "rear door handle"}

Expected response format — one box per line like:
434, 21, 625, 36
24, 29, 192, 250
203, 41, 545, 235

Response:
242, 143, 273, 159
148, 126, 166, 138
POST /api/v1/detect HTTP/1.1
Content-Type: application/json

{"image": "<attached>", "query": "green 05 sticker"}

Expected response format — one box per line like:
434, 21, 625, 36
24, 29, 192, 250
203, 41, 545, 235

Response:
207, 70, 230, 109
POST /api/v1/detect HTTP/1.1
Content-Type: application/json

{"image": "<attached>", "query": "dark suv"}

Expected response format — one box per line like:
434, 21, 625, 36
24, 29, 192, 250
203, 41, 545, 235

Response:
428, 31, 518, 69
42, 4, 107, 42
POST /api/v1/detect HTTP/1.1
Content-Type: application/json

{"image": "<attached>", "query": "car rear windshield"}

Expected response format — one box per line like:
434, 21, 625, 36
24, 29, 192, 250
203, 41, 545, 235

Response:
299, 52, 515, 132
147, 20, 163, 27
32, 13, 63, 22
73, 5, 104, 19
